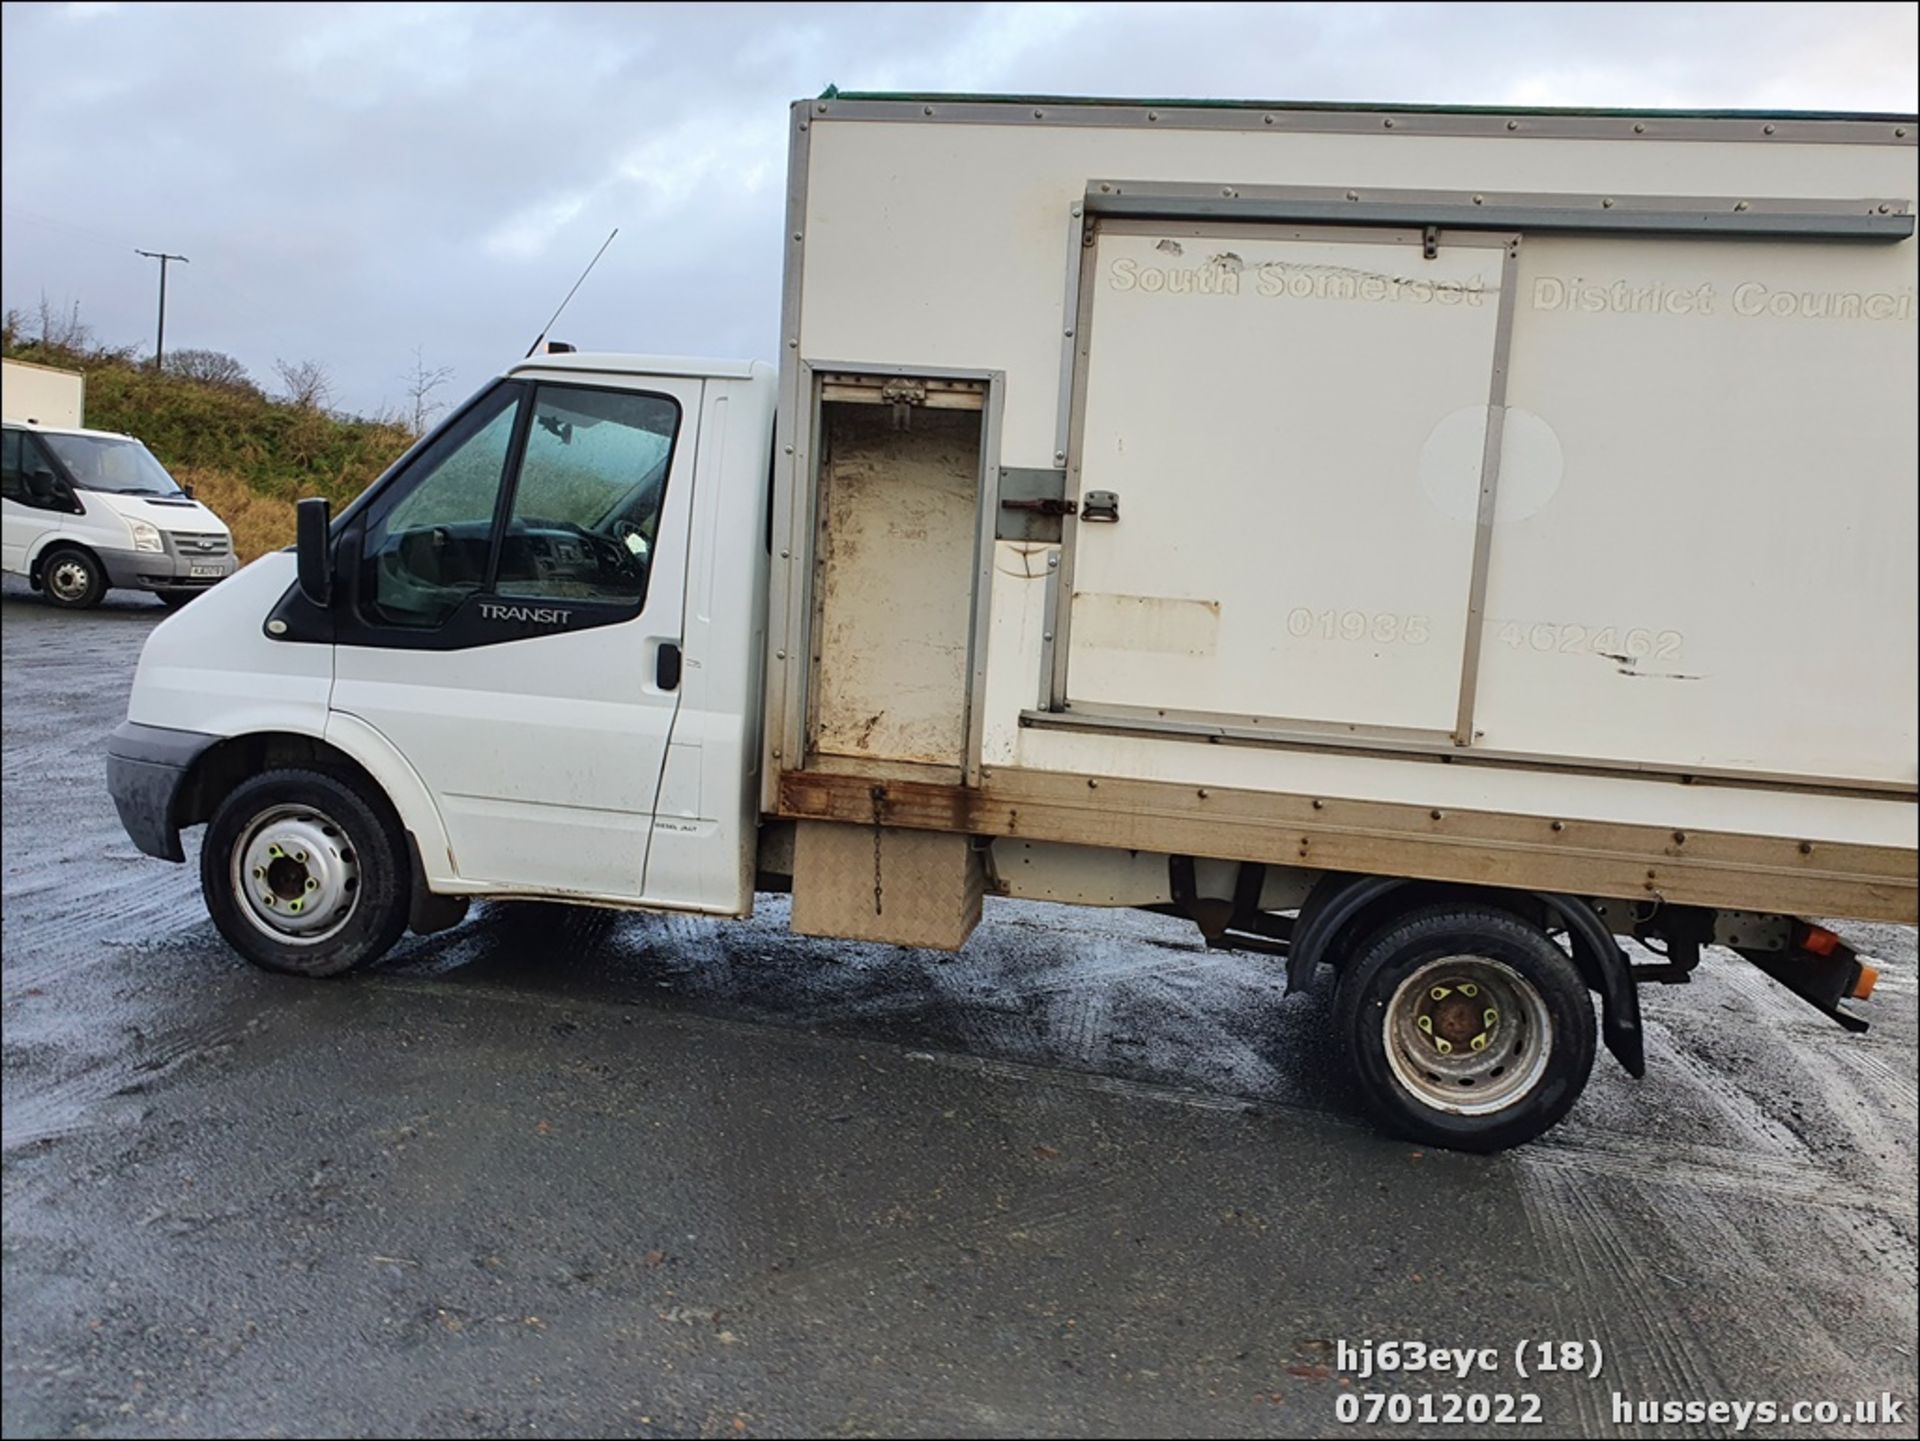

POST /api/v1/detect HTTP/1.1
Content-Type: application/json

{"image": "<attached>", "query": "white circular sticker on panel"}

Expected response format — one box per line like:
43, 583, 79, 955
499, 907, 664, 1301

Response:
1418, 405, 1564, 525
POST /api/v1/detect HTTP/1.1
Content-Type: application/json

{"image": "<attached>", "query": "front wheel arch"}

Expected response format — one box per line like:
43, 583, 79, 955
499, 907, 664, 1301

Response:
175, 730, 464, 937
177, 732, 388, 836
27, 536, 92, 589
34, 542, 107, 607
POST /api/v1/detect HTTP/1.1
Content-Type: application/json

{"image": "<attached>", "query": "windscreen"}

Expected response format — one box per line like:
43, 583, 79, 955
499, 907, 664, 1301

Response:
39, 433, 184, 497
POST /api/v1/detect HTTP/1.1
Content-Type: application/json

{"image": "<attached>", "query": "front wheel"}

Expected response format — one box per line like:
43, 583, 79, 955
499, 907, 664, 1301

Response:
1334, 905, 1596, 1153
155, 589, 198, 610
41, 546, 106, 609
201, 768, 410, 976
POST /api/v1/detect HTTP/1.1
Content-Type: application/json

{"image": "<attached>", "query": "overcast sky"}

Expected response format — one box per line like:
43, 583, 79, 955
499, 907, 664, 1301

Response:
4, 1, 1916, 419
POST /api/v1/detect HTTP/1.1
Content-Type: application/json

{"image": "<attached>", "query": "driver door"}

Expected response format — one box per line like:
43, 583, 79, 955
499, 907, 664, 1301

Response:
2, 427, 64, 573
329, 372, 702, 898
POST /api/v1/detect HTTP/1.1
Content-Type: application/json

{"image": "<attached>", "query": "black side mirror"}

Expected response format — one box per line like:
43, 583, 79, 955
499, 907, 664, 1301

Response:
180, 482, 196, 500
24, 469, 59, 503
296, 496, 333, 607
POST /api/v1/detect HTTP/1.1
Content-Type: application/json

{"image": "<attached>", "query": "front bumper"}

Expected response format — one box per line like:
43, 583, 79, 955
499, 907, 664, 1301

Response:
97, 544, 238, 594
106, 722, 220, 862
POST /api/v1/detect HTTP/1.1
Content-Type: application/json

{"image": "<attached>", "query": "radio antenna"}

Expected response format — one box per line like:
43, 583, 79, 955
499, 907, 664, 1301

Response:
525, 227, 618, 357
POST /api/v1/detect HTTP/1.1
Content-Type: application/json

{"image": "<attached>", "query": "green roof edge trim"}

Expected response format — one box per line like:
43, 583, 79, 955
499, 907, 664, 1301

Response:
816, 88, 1917, 125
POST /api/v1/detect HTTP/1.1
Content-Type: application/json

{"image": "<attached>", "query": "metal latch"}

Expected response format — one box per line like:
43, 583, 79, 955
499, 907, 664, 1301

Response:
881, 378, 927, 431
997, 466, 1072, 542
1082, 490, 1120, 523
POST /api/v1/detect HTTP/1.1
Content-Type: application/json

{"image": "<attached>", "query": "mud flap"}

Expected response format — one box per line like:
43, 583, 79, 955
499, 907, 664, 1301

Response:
406, 833, 469, 936
1541, 894, 1644, 1079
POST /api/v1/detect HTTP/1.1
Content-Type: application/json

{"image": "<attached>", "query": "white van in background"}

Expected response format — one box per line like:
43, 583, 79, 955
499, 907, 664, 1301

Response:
1, 420, 237, 609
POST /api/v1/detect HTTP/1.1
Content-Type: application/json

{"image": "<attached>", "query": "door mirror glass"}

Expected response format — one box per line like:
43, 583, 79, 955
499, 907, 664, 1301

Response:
24, 468, 61, 504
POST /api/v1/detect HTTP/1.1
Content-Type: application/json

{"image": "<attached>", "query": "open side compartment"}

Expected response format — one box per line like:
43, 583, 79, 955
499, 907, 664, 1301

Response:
806, 373, 991, 775
787, 370, 999, 950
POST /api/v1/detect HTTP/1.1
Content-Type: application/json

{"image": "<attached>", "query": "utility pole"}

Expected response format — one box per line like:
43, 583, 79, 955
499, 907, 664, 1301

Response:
134, 249, 188, 370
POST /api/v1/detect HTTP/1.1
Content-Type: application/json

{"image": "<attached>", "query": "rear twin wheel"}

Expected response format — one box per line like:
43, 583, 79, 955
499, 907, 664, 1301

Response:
1334, 905, 1597, 1153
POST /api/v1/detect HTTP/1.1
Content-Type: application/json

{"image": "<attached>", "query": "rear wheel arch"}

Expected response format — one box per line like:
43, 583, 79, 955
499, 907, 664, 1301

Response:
1292, 872, 1641, 1077
1334, 902, 1600, 1151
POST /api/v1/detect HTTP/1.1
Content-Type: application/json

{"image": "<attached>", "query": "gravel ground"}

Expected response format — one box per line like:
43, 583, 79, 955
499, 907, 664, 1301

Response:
2, 575, 1915, 1439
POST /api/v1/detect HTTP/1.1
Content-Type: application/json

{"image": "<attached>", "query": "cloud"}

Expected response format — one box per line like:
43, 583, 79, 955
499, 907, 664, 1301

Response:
4, 1, 1915, 417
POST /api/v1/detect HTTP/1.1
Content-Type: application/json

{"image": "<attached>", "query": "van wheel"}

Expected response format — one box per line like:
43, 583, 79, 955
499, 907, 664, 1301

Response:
41, 547, 106, 609
156, 590, 197, 609
201, 768, 409, 977
1333, 905, 1596, 1153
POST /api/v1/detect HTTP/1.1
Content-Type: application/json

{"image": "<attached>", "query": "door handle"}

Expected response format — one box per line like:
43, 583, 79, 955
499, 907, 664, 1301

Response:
655, 640, 682, 692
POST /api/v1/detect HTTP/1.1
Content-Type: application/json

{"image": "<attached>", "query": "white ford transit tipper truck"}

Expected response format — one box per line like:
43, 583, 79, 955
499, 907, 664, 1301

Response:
106, 95, 1918, 1150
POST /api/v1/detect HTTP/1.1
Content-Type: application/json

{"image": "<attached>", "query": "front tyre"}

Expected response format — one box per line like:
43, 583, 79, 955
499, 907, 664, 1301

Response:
155, 589, 199, 610
41, 546, 106, 609
201, 768, 409, 977
1334, 905, 1596, 1153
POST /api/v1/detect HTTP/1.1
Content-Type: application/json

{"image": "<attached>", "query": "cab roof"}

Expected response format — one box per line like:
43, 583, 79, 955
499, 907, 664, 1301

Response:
507, 353, 769, 382
4, 418, 138, 442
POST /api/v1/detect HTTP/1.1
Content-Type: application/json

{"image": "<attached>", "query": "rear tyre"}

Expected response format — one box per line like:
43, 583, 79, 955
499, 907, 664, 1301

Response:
201, 767, 409, 977
155, 590, 198, 609
1333, 904, 1595, 1153
41, 546, 106, 609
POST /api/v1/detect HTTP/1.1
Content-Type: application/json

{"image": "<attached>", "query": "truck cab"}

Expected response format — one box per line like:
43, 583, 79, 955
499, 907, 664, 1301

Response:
108, 353, 777, 934
2, 420, 237, 608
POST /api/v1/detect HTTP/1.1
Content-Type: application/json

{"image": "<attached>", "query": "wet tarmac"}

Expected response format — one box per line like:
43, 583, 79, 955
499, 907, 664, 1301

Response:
3, 576, 1916, 1438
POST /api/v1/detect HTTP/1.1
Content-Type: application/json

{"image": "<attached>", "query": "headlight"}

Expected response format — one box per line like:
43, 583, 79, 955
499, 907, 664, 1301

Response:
128, 520, 164, 554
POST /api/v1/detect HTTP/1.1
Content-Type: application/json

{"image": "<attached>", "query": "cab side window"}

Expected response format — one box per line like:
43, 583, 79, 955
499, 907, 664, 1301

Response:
493, 386, 679, 606
354, 381, 681, 633
0, 429, 22, 501
359, 385, 522, 629
2, 430, 68, 510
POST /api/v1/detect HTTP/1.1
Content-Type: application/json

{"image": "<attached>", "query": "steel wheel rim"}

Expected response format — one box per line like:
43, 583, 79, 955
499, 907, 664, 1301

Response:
230, 804, 360, 945
1383, 955, 1553, 1115
48, 558, 91, 601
